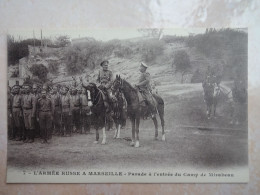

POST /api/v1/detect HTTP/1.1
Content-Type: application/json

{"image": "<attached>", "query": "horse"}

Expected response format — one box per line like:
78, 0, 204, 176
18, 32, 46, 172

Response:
110, 88, 127, 139
203, 82, 221, 119
82, 83, 107, 144
111, 75, 165, 148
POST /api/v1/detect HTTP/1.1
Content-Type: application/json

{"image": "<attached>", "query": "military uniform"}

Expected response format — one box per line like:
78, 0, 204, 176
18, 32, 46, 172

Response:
137, 71, 157, 115
12, 87, 23, 141
22, 91, 36, 142
61, 91, 72, 136
8, 88, 14, 139
37, 96, 53, 143
51, 92, 62, 135
70, 89, 81, 132
32, 91, 41, 138
97, 69, 113, 89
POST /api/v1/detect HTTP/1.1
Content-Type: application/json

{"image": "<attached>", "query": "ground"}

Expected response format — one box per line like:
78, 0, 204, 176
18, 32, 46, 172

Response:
7, 83, 248, 172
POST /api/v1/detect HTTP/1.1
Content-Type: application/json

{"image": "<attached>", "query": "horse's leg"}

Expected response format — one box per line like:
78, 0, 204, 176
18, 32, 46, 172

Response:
113, 122, 118, 139
116, 124, 121, 139
94, 127, 99, 144
130, 117, 135, 146
152, 116, 159, 140
213, 100, 217, 118
158, 105, 165, 141
101, 126, 107, 145
135, 116, 140, 148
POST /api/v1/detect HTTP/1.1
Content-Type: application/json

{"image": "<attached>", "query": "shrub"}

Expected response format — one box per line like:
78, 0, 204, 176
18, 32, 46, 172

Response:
173, 50, 191, 83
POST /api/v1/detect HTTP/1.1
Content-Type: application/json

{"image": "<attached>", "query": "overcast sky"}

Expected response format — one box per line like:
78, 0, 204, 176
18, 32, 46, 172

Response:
8, 28, 208, 41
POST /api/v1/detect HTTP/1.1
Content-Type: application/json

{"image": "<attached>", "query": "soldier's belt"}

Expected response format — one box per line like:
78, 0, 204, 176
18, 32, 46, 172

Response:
62, 105, 70, 108
23, 107, 32, 110
13, 106, 21, 108
55, 105, 60, 107
39, 110, 51, 112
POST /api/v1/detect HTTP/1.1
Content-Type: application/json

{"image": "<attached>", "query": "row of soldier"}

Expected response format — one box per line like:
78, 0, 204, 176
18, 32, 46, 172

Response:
8, 82, 93, 144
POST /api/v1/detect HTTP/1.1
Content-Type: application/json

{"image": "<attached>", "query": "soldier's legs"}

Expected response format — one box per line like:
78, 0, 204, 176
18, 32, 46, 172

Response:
23, 111, 29, 142
46, 113, 52, 140
72, 109, 80, 132
8, 109, 14, 139
13, 110, 23, 141
39, 112, 47, 143
63, 112, 71, 136
53, 110, 61, 135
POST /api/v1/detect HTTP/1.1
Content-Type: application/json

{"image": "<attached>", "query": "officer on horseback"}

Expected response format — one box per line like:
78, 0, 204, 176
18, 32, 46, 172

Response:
135, 62, 157, 118
96, 60, 114, 130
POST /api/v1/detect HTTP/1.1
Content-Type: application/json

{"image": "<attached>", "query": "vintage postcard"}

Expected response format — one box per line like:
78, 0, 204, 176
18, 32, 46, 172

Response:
6, 28, 248, 183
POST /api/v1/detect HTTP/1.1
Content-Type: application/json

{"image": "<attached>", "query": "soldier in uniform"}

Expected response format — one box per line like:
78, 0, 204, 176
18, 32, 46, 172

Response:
135, 62, 157, 118
51, 85, 62, 135
8, 86, 14, 140
32, 83, 41, 138
70, 88, 81, 133
97, 60, 114, 130
22, 84, 36, 143
60, 86, 72, 136
37, 90, 54, 143
80, 87, 92, 133
11, 84, 24, 141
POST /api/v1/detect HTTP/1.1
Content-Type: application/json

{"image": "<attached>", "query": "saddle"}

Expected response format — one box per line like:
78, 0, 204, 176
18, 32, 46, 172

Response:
98, 87, 111, 112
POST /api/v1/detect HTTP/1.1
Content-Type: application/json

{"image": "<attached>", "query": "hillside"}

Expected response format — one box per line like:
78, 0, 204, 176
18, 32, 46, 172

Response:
8, 29, 248, 87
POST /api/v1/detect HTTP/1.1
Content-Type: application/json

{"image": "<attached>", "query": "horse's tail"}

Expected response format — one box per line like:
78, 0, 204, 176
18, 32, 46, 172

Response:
153, 94, 165, 128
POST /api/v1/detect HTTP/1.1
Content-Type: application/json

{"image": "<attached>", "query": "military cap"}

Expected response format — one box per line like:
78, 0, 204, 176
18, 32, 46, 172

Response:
100, 60, 109, 66
23, 83, 32, 88
12, 85, 20, 90
141, 62, 148, 68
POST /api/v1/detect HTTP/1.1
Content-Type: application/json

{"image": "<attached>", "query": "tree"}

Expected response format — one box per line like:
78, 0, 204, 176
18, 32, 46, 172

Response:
55, 35, 71, 47
173, 50, 191, 83
30, 64, 49, 82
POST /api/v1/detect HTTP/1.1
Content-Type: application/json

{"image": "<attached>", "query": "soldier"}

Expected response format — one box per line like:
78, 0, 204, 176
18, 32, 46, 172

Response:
135, 62, 157, 118
32, 83, 41, 138
8, 86, 14, 140
11, 84, 23, 141
22, 84, 36, 143
70, 87, 81, 133
60, 86, 72, 136
37, 90, 54, 143
80, 87, 92, 133
51, 86, 62, 135
97, 60, 114, 130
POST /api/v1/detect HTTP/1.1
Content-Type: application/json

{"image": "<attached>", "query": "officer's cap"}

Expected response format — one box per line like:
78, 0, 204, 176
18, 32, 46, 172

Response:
141, 62, 148, 68
100, 60, 109, 66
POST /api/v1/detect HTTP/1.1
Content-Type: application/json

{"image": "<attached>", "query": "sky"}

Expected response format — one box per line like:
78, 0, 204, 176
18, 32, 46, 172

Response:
8, 28, 207, 42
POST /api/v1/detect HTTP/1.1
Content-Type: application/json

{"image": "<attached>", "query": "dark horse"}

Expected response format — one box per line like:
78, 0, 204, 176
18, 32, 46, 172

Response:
110, 88, 127, 139
111, 75, 165, 147
83, 83, 107, 144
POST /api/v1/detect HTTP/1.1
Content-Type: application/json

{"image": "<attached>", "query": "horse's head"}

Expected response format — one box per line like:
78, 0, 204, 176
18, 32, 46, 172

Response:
111, 75, 123, 93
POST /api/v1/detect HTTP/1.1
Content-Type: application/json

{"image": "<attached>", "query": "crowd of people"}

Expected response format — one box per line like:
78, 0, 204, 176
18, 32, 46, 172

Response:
7, 80, 95, 144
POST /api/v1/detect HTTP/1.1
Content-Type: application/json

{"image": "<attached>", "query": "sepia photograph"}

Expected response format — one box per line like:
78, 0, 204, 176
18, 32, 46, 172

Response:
6, 28, 248, 183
